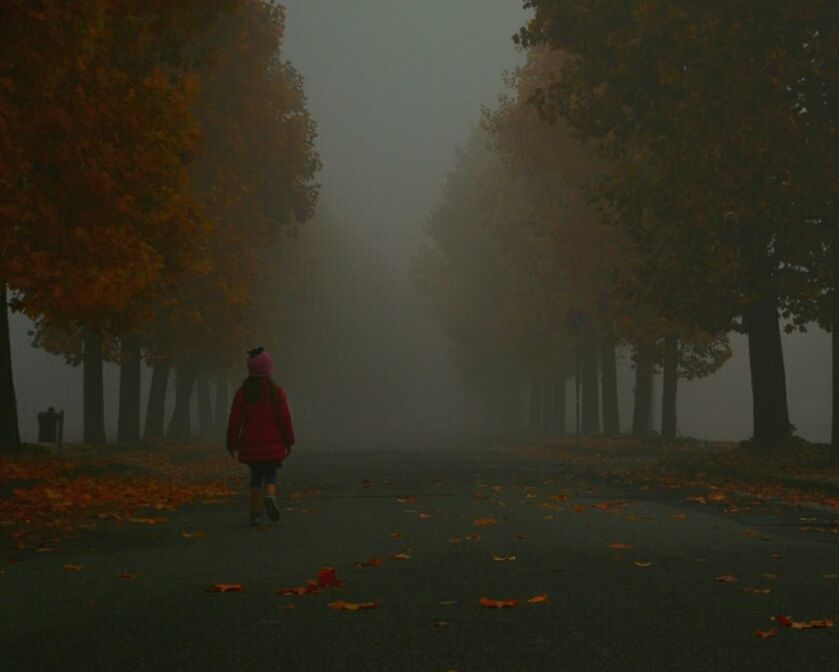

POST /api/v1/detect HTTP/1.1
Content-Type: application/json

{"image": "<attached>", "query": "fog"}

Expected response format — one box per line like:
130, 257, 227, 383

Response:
8, 1, 834, 444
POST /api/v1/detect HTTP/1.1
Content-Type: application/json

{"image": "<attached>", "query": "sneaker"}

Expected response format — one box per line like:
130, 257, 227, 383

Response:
263, 495, 280, 522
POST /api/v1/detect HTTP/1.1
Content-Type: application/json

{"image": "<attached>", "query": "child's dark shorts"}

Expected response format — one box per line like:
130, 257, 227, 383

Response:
248, 461, 281, 487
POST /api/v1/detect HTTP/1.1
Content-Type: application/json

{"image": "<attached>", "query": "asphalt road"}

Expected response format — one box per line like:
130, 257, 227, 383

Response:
2, 440, 837, 672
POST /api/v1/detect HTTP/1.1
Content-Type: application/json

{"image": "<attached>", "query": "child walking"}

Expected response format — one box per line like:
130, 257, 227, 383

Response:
226, 347, 296, 524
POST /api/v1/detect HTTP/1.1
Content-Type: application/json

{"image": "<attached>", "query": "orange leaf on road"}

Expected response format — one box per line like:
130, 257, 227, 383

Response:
527, 594, 548, 604
354, 558, 381, 568
328, 600, 377, 611
473, 518, 498, 527
755, 627, 779, 639
64, 564, 83, 572
479, 597, 519, 608
209, 584, 244, 593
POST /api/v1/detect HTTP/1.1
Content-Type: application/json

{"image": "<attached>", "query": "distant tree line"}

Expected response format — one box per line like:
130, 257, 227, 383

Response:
0, 0, 320, 448
416, 1, 837, 462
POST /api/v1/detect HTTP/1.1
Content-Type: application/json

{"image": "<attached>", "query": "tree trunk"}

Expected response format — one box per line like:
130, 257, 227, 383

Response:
550, 365, 566, 436
600, 339, 619, 435
631, 341, 654, 439
0, 285, 20, 449
661, 336, 679, 440
541, 375, 554, 435
528, 372, 542, 435
144, 361, 170, 442
832, 224, 839, 464
213, 369, 229, 437
167, 358, 198, 442
83, 329, 107, 444
117, 336, 142, 444
581, 335, 599, 434
196, 366, 213, 439
744, 289, 791, 447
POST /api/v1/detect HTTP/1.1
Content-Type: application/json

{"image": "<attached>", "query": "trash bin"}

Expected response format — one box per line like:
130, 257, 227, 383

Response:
38, 407, 60, 443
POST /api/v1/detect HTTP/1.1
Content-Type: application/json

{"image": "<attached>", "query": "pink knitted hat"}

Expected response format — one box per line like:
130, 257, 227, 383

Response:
246, 347, 273, 377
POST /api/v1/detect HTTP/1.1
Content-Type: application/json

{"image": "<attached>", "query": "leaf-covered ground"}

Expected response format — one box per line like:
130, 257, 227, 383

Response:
1, 440, 836, 671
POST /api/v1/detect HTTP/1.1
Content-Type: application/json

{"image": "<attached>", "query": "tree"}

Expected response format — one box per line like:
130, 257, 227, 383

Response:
0, 0, 215, 445
517, 1, 831, 446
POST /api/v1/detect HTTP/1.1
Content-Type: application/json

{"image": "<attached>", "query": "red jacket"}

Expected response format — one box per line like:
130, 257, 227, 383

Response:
226, 381, 295, 463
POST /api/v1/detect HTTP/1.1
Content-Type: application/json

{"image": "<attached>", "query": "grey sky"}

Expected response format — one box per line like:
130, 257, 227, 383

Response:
281, 0, 528, 251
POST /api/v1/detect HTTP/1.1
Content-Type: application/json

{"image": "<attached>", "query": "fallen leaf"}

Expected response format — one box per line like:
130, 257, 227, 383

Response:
180, 530, 206, 539
316, 567, 344, 587
714, 575, 738, 583
353, 558, 381, 568
707, 491, 727, 502
634, 561, 653, 568
391, 553, 412, 560
465, 533, 481, 541
473, 518, 497, 527
775, 615, 834, 629
527, 594, 549, 604
492, 555, 516, 562
479, 597, 519, 608
418, 513, 433, 519
591, 500, 628, 510
327, 600, 377, 611
209, 583, 244, 593
128, 517, 167, 525
769, 554, 783, 560
790, 619, 833, 630
669, 513, 687, 521
755, 627, 779, 639
569, 505, 586, 513
390, 531, 402, 539
64, 564, 83, 572
117, 572, 137, 579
